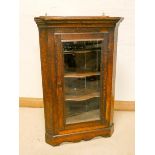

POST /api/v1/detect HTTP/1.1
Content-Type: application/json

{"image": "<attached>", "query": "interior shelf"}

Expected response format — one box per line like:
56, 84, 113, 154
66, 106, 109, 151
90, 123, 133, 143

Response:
62, 38, 103, 42
66, 109, 100, 124
64, 71, 100, 78
65, 89, 100, 101
64, 50, 100, 54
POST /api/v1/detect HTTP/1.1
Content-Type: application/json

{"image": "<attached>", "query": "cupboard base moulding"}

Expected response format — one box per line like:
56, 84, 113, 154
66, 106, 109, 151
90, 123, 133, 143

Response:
45, 124, 114, 146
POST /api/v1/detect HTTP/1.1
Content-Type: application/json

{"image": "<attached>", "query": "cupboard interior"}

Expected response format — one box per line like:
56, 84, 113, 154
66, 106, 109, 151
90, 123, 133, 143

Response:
62, 39, 103, 124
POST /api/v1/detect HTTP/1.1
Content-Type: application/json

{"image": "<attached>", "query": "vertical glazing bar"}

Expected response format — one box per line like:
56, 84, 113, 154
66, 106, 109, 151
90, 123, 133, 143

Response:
84, 41, 87, 89
96, 41, 99, 89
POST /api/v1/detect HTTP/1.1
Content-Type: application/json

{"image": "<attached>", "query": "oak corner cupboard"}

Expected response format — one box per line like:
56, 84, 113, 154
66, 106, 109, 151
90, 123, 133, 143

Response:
34, 16, 122, 146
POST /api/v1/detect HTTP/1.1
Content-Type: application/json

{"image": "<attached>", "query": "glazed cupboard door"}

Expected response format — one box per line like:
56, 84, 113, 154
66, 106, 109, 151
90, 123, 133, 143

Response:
54, 33, 109, 132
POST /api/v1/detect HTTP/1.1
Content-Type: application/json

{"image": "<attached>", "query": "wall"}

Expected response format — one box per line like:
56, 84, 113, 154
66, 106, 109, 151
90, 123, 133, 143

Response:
20, 0, 134, 101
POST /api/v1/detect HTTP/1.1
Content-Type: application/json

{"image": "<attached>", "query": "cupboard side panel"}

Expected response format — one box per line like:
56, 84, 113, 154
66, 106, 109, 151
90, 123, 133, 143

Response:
39, 29, 57, 134
105, 28, 115, 126
47, 30, 60, 134
54, 34, 65, 131
38, 29, 52, 133
111, 27, 119, 124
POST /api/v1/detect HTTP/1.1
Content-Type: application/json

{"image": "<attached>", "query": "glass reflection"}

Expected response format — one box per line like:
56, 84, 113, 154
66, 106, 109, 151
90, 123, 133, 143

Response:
62, 40, 103, 124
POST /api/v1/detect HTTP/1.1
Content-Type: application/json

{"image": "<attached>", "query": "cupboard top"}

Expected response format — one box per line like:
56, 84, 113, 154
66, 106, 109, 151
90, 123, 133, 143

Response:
34, 16, 122, 28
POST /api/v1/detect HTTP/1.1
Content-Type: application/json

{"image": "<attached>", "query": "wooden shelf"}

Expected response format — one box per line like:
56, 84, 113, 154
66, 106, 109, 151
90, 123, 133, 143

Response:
65, 91, 100, 101
64, 50, 93, 54
66, 109, 100, 124
64, 72, 100, 78
64, 49, 101, 54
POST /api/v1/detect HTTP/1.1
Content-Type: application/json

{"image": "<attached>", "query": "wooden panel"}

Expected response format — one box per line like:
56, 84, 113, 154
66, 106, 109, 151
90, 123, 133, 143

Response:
19, 98, 43, 108
114, 101, 135, 111
34, 16, 121, 29
60, 33, 105, 41
64, 72, 100, 78
54, 34, 65, 131
45, 124, 114, 146
19, 97, 135, 111
66, 91, 100, 101
38, 16, 121, 21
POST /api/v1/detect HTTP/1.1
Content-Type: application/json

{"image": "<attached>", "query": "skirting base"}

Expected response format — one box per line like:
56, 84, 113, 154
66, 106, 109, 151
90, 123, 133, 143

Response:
45, 124, 114, 146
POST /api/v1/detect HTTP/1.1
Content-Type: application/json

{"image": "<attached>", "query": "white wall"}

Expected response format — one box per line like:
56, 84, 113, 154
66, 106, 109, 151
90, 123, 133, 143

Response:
20, 0, 134, 101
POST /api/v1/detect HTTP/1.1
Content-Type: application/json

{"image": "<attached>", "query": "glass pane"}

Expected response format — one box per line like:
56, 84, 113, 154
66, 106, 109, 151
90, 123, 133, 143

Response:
62, 39, 103, 124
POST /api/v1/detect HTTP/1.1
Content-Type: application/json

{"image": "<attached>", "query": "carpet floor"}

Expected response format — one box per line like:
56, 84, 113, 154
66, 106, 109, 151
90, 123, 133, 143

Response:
19, 108, 135, 155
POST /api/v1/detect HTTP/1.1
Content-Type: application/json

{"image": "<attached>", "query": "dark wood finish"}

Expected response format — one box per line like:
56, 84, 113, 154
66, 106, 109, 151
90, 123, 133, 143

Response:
65, 90, 100, 101
64, 71, 100, 77
34, 16, 122, 146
